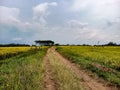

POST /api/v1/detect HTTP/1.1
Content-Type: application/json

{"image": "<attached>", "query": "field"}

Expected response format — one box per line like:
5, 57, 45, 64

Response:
0, 46, 120, 90
0, 47, 33, 60
0, 46, 48, 90
57, 46, 120, 87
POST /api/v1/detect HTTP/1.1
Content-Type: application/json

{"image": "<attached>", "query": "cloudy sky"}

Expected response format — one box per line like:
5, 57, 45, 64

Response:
0, 0, 120, 45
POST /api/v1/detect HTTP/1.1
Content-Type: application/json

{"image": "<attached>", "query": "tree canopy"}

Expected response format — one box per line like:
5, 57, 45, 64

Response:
34, 40, 54, 46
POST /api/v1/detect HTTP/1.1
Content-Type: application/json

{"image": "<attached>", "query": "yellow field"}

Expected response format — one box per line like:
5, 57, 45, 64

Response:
0, 47, 32, 60
57, 46, 120, 69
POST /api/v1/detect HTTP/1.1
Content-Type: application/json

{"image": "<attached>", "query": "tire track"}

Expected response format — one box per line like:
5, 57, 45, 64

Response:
44, 51, 57, 90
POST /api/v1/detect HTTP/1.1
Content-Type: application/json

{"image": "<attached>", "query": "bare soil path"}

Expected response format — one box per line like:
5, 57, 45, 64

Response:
44, 51, 57, 90
44, 47, 117, 90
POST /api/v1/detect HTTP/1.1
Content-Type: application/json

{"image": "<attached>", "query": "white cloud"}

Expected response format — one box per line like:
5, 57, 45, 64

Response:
0, 1, 119, 44
0, 6, 29, 32
66, 0, 120, 44
32, 2, 57, 24
67, 20, 88, 29
70, 0, 120, 20
0, 6, 20, 24
0, 2, 58, 32
33, 2, 57, 16
32, 20, 111, 44
70, 0, 89, 11
13, 37, 23, 41
75, 28, 107, 41
24, 17, 119, 44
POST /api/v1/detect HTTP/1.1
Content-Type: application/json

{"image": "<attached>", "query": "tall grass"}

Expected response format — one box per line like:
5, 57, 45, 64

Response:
0, 47, 48, 90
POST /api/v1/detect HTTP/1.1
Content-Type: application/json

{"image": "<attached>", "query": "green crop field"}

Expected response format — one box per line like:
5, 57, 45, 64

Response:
56, 46, 120, 86
0, 46, 48, 90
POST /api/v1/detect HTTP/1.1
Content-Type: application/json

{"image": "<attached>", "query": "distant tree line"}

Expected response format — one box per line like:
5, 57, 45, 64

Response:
0, 43, 30, 47
0, 41, 119, 47
104, 42, 120, 46
55, 42, 120, 46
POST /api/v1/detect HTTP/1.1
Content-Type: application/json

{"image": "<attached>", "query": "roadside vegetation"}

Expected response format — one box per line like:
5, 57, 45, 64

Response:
0, 46, 48, 90
56, 46, 120, 87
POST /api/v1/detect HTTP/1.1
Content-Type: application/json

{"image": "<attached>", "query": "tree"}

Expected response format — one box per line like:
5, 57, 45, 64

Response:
34, 40, 54, 46
106, 42, 117, 46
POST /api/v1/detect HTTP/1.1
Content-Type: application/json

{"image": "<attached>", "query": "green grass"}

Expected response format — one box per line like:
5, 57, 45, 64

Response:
56, 46, 120, 87
48, 49, 85, 90
0, 47, 48, 90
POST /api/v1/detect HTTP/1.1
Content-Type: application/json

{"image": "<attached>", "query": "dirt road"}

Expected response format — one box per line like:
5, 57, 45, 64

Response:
44, 47, 117, 90
44, 53, 57, 90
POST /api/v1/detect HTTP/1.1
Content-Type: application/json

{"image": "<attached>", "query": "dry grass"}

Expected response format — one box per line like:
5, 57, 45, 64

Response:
47, 50, 85, 90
